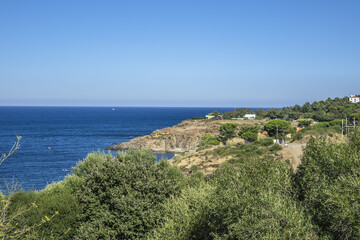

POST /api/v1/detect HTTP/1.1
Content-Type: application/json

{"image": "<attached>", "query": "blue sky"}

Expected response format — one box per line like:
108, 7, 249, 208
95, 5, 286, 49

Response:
1, 1, 359, 107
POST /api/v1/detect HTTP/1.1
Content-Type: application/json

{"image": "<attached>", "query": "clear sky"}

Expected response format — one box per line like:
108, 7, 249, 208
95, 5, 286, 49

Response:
1, 1, 359, 107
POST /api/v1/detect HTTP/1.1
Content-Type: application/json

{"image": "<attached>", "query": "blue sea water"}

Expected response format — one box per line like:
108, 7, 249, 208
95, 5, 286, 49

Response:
0, 106, 236, 191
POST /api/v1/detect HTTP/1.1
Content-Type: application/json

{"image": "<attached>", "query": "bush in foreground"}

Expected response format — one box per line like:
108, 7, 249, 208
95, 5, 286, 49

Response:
73, 150, 186, 239
294, 128, 360, 239
150, 155, 321, 239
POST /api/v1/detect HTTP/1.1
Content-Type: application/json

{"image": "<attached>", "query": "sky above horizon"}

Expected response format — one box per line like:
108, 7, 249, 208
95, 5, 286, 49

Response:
1, 1, 359, 107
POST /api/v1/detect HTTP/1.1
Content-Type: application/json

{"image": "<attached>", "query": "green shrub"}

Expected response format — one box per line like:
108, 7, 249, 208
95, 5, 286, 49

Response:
329, 119, 342, 126
219, 123, 238, 144
239, 125, 259, 135
294, 129, 360, 239
313, 122, 330, 128
199, 134, 220, 148
73, 150, 186, 239
8, 176, 81, 239
270, 143, 282, 153
190, 165, 199, 171
298, 119, 313, 127
259, 137, 274, 146
241, 131, 258, 142
151, 156, 321, 239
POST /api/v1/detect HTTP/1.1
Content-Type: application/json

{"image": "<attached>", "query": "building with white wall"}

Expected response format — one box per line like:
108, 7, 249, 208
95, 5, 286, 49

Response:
349, 95, 360, 103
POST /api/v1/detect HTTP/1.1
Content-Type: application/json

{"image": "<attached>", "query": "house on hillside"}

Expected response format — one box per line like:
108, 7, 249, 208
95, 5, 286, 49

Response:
206, 111, 223, 120
349, 95, 360, 103
244, 114, 256, 120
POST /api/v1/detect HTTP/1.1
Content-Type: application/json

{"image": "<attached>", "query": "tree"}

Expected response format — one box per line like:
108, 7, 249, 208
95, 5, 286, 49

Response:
239, 125, 259, 135
264, 120, 292, 139
219, 123, 238, 144
297, 119, 313, 127
223, 108, 254, 119
241, 131, 257, 142
208, 111, 223, 120
301, 102, 312, 113
255, 108, 264, 119
350, 112, 360, 120
264, 108, 283, 119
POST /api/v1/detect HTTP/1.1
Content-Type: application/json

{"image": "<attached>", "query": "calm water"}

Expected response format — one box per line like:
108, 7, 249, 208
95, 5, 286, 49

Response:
0, 106, 235, 191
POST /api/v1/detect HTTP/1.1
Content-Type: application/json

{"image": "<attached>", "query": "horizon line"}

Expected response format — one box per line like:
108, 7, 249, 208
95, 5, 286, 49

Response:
0, 105, 281, 108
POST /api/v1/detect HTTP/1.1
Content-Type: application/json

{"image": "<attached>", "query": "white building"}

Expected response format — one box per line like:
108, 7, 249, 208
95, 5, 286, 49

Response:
349, 95, 360, 103
244, 114, 256, 120
205, 115, 215, 119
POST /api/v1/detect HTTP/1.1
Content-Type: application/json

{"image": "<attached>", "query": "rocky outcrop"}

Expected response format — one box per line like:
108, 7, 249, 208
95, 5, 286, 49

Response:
106, 120, 221, 153
106, 119, 265, 153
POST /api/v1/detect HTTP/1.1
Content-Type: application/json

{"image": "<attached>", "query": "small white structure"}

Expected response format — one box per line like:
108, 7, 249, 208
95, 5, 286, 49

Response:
244, 114, 256, 120
206, 115, 215, 119
349, 95, 360, 103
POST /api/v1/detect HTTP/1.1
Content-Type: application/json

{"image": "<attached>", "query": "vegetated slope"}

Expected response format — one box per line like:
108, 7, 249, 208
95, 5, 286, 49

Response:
106, 119, 265, 153
5, 129, 360, 239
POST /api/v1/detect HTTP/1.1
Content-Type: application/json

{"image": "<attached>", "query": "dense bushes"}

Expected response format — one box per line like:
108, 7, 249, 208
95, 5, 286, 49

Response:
294, 129, 360, 239
199, 134, 220, 149
239, 125, 259, 142
7, 175, 82, 239
151, 155, 320, 239
219, 123, 238, 144
73, 151, 186, 239
260, 96, 360, 121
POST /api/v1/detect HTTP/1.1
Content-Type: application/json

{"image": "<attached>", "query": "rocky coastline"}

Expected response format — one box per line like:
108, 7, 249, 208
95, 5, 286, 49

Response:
106, 119, 265, 153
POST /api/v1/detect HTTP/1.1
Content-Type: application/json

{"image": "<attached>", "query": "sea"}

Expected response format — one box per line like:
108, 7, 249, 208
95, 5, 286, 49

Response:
0, 106, 237, 192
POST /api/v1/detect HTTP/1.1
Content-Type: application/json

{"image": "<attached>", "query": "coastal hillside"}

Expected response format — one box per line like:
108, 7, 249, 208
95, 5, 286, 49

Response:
106, 119, 266, 153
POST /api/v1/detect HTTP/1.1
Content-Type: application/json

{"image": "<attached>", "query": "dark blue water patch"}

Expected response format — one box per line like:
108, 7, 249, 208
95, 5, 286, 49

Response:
2, 106, 247, 191
156, 153, 175, 161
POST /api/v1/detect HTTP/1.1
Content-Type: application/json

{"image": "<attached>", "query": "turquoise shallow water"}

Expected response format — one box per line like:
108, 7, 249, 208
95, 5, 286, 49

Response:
0, 106, 236, 191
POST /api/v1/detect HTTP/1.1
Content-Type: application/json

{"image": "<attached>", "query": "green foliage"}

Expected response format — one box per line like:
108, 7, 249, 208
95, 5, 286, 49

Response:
350, 112, 360, 120
223, 108, 254, 119
199, 134, 220, 148
73, 151, 186, 239
213, 143, 263, 160
241, 131, 257, 142
190, 165, 199, 171
313, 122, 330, 128
149, 183, 215, 239
264, 108, 284, 119
258, 137, 274, 146
258, 96, 360, 122
256, 108, 265, 119
150, 156, 320, 239
9, 178, 81, 239
329, 119, 342, 126
239, 125, 259, 135
294, 129, 360, 239
239, 125, 259, 142
219, 123, 238, 144
292, 131, 304, 141
191, 116, 205, 120
207, 111, 223, 119
270, 143, 282, 153
297, 119, 313, 127
264, 120, 292, 138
